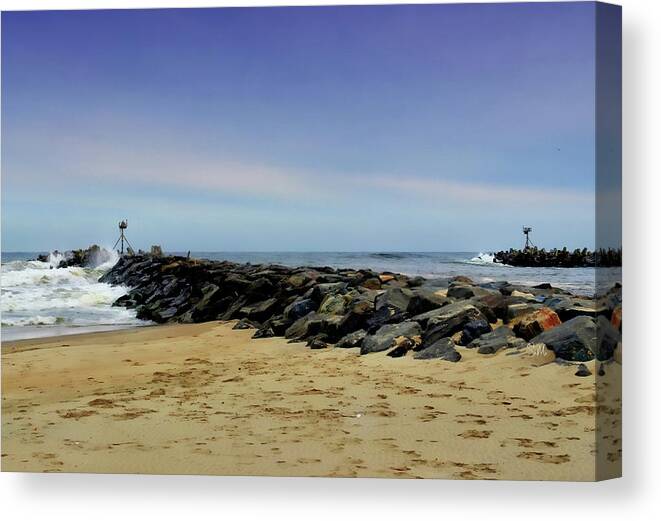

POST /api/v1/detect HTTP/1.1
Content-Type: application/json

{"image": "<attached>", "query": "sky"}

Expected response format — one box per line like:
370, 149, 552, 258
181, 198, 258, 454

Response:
2, 3, 606, 252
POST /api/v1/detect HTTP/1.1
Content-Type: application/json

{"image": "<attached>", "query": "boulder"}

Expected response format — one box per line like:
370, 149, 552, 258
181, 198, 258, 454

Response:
233, 318, 259, 330
512, 307, 562, 341
365, 306, 409, 333
318, 293, 348, 315
283, 298, 317, 321
414, 302, 485, 347
575, 363, 592, 377
505, 302, 543, 323
413, 338, 461, 362
471, 293, 509, 321
308, 338, 328, 350
336, 329, 367, 348
239, 298, 279, 322
530, 316, 597, 362
284, 312, 343, 342
543, 296, 574, 318
468, 327, 526, 354
245, 277, 276, 301
267, 316, 292, 336
407, 289, 450, 315
458, 319, 492, 345
360, 277, 382, 290
596, 315, 621, 360
252, 326, 275, 339
386, 336, 417, 358
361, 321, 421, 355
286, 271, 318, 289
561, 300, 610, 321
446, 284, 476, 300
309, 282, 347, 302
375, 287, 413, 313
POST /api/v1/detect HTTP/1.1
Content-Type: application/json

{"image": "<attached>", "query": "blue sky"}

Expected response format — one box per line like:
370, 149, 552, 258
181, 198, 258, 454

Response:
2, 3, 600, 252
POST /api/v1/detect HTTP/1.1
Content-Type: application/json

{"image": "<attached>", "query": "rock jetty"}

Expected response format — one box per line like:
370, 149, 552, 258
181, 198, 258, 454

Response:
98, 254, 622, 364
493, 247, 622, 268
37, 245, 115, 269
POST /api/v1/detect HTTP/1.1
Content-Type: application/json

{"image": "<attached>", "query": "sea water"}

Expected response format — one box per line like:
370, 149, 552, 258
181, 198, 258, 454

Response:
1, 251, 144, 341
1, 251, 616, 341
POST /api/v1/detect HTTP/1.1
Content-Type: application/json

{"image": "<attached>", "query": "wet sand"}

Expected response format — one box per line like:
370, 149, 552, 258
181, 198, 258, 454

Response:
1, 321, 621, 480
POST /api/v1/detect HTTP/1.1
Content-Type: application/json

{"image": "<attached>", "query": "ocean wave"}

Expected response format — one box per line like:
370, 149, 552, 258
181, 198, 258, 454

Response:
368, 252, 411, 260
465, 252, 497, 265
1, 251, 143, 329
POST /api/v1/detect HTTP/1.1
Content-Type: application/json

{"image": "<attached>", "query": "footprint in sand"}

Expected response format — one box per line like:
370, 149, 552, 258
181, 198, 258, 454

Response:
501, 438, 558, 449
58, 409, 96, 419
87, 398, 115, 408
458, 430, 492, 439
517, 451, 571, 464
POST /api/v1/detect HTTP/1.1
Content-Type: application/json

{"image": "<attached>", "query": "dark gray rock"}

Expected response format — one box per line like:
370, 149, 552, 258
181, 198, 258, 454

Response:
283, 298, 317, 321
469, 327, 526, 354
309, 282, 348, 302
406, 289, 450, 315
335, 329, 367, 348
252, 326, 275, 339
375, 287, 413, 313
413, 338, 461, 362
575, 363, 592, 377
365, 306, 409, 333
416, 302, 486, 347
284, 312, 343, 341
233, 318, 259, 330
239, 297, 279, 322
307, 337, 328, 349
530, 316, 597, 362
361, 321, 421, 355
446, 284, 476, 300
459, 319, 492, 345
267, 316, 292, 336
596, 315, 621, 361
245, 277, 276, 301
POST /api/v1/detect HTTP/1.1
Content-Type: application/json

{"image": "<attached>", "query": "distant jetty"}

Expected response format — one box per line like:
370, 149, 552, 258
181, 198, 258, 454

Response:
493, 247, 622, 268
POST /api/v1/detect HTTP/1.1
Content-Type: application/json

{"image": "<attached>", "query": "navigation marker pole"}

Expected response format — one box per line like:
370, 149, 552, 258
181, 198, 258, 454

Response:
522, 226, 534, 251
113, 220, 134, 255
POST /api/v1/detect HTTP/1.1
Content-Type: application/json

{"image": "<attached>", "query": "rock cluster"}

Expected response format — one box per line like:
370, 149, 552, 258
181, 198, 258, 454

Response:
493, 247, 621, 268
99, 254, 622, 363
37, 245, 115, 268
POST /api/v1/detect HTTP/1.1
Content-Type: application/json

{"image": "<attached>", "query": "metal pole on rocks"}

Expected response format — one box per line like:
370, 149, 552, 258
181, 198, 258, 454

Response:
522, 226, 534, 250
113, 220, 134, 255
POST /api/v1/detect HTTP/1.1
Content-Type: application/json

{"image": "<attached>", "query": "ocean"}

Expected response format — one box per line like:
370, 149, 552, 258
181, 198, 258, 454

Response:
1, 251, 616, 341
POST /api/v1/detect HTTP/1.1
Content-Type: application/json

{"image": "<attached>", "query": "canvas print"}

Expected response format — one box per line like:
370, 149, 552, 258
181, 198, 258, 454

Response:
1, 2, 621, 480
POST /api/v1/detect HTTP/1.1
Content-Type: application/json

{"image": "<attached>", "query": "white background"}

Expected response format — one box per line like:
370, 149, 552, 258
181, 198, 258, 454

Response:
0, 0, 659, 519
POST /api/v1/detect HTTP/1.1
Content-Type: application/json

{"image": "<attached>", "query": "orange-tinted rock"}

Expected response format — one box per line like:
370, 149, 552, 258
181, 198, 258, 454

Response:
513, 307, 562, 341
611, 305, 622, 331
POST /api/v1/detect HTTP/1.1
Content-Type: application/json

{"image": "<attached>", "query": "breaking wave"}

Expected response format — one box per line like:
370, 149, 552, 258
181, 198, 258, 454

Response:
466, 252, 496, 265
1, 250, 143, 330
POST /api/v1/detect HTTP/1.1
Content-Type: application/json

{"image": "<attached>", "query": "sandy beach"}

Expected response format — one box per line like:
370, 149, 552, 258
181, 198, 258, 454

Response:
1, 321, 621, 480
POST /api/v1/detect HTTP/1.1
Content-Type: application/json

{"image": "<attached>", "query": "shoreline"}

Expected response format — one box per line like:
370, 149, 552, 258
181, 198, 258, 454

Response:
1, 324, 152, 343
1, 320, 621, 479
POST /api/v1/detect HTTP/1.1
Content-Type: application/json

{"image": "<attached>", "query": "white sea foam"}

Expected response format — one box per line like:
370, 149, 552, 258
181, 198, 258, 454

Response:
1, 250, 143, 330
467, 252, 496, 265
